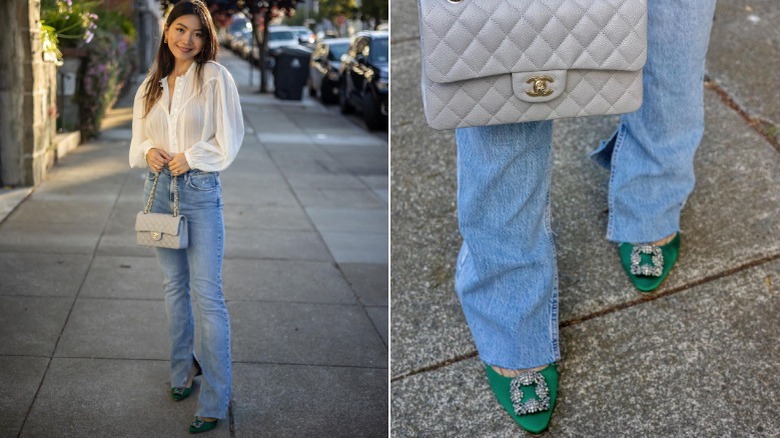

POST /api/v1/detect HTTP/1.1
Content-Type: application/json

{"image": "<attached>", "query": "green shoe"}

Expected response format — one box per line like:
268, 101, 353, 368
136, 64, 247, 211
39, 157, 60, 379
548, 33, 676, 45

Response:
171, 386, 192, 401
618, 233, 681, 293
172, 359, 203, 401
189, 417, 218, 434
485, 363, 559, 434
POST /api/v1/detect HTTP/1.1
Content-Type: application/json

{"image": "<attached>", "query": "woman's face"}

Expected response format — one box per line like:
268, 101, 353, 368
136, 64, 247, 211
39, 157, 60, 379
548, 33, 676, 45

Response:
165, 14, 205, 64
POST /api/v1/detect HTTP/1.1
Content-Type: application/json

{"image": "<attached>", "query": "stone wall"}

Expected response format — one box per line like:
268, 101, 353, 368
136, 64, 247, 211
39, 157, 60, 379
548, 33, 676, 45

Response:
0, 0, 25, 186
0, 0, 58, 187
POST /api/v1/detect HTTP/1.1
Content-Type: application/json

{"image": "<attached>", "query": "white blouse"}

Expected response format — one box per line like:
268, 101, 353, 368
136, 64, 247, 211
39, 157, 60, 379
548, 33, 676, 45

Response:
129, 61, 244, 172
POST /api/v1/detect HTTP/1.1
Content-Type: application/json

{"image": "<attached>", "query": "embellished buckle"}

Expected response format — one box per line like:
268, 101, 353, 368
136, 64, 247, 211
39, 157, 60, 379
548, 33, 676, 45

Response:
630, 244, 664, 277
510, 371, 550, 415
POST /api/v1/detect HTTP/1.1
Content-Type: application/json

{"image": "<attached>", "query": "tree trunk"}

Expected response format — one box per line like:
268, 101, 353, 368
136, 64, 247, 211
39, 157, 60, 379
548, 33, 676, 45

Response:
258, 9, 273, 94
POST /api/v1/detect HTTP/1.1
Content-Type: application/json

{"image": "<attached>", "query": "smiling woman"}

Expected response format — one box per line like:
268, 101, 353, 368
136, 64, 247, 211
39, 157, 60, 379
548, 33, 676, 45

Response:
128, 0, 244, 434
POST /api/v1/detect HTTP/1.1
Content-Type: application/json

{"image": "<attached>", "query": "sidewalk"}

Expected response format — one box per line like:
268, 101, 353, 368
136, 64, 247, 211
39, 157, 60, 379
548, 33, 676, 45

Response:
391, 1, 780, 436
0, 49, 387, 437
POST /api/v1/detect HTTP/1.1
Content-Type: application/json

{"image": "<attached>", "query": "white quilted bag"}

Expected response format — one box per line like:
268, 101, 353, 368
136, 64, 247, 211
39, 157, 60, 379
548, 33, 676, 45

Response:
135, 173, 188, 249
419, 0, 647, 130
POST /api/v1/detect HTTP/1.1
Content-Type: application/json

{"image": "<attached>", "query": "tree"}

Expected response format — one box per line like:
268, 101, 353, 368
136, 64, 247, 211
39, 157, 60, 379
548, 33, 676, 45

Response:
242, 0, 298, 93
359, 0, 387, 29
317, 0, 357, 32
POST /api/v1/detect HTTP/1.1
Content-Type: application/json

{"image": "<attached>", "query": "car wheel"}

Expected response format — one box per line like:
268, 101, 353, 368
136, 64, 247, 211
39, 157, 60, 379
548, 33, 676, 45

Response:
339, 80, 355, 114
321, 78, 337, 104
363, 93, 386, 131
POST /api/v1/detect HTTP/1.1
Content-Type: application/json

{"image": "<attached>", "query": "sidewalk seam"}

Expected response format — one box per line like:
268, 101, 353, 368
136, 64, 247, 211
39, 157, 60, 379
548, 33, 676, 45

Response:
15, 172, 130, 436
704, 76, 780, 153
242, 105, 389, 351
391, 251, 780, 382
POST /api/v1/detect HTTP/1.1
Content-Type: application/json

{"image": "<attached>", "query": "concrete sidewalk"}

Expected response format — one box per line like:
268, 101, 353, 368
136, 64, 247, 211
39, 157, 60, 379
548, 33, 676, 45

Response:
391, 1, 780, 436
0, 49, 387, 437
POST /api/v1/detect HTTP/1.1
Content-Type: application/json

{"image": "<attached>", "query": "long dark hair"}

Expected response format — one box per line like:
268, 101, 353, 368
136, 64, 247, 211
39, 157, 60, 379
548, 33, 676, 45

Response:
142, 0, 218, 117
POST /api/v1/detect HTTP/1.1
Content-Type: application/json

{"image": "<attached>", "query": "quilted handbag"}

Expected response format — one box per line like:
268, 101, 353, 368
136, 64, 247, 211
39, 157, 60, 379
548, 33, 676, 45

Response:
135, 173, 188, 249
419, 0, 648, 129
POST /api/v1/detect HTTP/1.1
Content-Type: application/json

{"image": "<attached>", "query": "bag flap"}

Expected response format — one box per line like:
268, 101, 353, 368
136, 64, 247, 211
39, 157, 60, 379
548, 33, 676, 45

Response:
419, 0, 647, 84
135, 212, 185, 236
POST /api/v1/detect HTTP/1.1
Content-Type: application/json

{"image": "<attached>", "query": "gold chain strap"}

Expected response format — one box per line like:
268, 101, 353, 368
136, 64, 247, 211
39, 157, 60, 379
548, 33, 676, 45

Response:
143, 172, 180, 217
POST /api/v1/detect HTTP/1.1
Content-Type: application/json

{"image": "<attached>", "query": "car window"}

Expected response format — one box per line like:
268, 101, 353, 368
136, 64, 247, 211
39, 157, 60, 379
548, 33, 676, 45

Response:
269, 31, 295, 41
370, 37, 388, 63
228, 18, 248, 33
327, 42, 349, 61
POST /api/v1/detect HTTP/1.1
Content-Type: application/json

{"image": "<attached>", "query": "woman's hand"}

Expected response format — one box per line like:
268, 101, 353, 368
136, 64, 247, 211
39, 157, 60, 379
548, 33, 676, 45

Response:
168, 153, 191, 176
146, 148, 172, 173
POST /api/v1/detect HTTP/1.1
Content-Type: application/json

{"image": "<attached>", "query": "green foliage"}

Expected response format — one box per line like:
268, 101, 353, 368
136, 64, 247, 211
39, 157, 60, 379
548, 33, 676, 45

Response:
95, 9, 137, 40
317, 0, 358, 22
40, 0, 100, 48
281, 14, 306, 26
360, 0, 388, 24
40, 24, 62, 63
39, 0, 139, 138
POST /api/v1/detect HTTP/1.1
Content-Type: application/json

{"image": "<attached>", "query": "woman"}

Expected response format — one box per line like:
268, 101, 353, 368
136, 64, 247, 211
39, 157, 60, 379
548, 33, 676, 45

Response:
452, 0, 717, 433
129, 0, 243, 433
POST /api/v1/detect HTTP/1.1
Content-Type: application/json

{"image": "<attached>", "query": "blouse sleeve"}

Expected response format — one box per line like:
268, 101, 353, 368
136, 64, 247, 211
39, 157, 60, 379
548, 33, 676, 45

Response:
184, 67, 244, 172
128, 79, 155, 168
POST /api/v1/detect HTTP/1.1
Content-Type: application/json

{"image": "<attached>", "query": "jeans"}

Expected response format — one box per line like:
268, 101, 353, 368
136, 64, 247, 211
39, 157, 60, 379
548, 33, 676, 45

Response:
454, 0, 717, 370
143, 167, 231, 419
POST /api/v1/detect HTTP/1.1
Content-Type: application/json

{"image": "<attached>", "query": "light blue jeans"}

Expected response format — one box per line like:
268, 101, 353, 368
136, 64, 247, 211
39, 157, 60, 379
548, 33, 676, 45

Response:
144, 167, 231, 419
454, 0, 717, 370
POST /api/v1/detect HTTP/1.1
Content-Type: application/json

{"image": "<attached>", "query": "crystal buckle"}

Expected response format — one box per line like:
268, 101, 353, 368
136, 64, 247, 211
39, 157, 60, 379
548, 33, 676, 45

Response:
510, 371, 550, 415
630, 244, 664, 277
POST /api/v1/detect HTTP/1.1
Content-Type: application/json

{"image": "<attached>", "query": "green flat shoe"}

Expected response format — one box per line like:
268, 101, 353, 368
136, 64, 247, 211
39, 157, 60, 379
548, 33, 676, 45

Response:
171, 386, 191, 401
189, 417, 218, 434
172, 359, 203, 401
618, 233, 681, 293
485, 363, 559, 434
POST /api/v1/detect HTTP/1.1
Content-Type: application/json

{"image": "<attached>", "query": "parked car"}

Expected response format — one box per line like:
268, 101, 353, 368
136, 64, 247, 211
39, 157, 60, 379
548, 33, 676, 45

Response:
234, 28, 255, 59
251, 26, 299, 66
287, 26, 316, 45
222, 15, 248, 48
308, 37, 350, 104
338, 31, 389, 131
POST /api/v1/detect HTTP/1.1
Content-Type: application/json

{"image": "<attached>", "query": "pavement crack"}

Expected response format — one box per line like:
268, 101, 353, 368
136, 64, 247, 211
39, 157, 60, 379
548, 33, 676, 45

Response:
560, 252, 780, 329
392, 252, 780, 382
391, 350, 477, 382
704, 76, 780, 153
392, 36, 420, 45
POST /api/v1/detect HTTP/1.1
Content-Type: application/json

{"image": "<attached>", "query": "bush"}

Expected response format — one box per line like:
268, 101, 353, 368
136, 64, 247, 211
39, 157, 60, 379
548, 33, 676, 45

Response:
77, 26, 138, 139
41, 0, 138, 139
40, 0, 99, 50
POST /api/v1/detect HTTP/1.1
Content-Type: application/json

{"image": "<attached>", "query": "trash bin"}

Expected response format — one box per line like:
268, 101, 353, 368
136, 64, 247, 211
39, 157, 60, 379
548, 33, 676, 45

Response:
272, 45, 313, 100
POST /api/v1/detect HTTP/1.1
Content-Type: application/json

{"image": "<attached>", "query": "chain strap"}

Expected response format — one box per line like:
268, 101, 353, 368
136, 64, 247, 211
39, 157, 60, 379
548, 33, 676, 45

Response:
143, 172, 180, 217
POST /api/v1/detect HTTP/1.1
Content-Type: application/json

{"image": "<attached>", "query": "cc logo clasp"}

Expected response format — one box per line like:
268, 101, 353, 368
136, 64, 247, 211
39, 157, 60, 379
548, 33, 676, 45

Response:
525, 76, 554, 97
